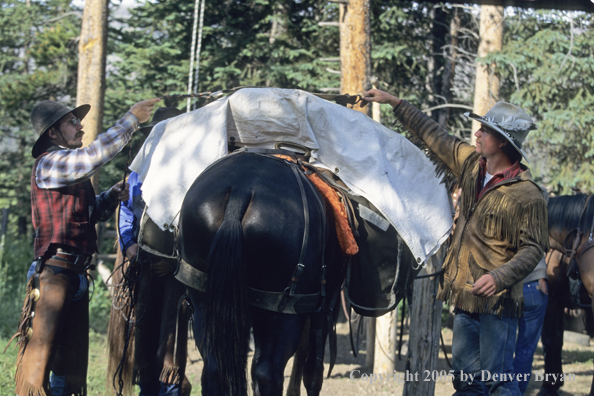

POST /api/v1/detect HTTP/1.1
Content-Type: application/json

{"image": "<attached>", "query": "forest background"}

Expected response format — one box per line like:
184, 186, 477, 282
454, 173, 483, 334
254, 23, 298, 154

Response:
0, 1, 593, 392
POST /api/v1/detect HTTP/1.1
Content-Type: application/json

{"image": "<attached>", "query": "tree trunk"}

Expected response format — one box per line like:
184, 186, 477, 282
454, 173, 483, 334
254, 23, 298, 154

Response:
339, 0, 371, 116
374, 310, 397, 374
426, 6, 448, 121
77, 0, 109, 189
439, 8, 461, 129
471, 5, 503, 144
403, 247, 445, 396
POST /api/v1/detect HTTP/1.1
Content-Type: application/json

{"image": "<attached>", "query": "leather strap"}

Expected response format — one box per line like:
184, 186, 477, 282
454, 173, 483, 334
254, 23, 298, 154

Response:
44, 258, 91, 274
175, 259, 321, 314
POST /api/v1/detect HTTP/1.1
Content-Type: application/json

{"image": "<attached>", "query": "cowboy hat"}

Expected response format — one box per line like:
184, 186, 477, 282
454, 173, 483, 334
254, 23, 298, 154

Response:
465, 101, 537, 161
138, 107, 183, 136
31, 100, 91, 158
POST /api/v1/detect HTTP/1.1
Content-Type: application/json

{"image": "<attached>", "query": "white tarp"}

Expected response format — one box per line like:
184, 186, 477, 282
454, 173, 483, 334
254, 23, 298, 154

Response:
130, 88, 453, 264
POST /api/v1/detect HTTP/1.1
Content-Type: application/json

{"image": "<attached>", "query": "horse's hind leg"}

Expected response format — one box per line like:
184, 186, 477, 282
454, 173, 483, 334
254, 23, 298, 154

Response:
251, 309, 306, 396
189, 292, 226, 396
287, 318, 310, 396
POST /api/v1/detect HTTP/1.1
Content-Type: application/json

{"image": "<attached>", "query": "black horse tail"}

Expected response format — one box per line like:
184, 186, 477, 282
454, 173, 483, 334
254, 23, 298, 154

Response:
204, 190, 251, 396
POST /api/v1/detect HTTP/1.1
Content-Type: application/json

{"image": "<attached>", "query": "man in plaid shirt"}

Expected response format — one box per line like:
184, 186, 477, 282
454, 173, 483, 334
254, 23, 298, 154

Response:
14, 97, 159, 396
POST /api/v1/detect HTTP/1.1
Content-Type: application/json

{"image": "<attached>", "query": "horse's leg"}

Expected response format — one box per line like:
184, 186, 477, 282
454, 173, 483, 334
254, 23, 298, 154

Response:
577, 248, 594, 396
539, 250, 567, 395
286, 318, 310, 396
188, 291, 224, 396
251, 308, 307, 396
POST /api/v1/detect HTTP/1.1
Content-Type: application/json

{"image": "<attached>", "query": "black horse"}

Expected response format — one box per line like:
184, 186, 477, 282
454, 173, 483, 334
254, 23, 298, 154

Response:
540, 194, 594, 396
177, 151, 346, 396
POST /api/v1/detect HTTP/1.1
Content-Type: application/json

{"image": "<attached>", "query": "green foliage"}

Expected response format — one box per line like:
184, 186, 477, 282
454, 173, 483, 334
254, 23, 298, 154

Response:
89, 279, 112, 334
0, 234, 30, 337
0, 0, 81, 236
485, 11, 594, 194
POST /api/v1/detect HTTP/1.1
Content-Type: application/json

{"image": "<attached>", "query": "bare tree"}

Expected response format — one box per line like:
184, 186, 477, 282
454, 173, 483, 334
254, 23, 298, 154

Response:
77, 0, 109, 188
471, 5, 503, 144
339, 0, 371, 116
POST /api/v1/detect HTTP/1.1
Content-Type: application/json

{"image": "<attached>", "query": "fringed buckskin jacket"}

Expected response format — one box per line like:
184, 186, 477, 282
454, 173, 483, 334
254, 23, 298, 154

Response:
394, 100, 549, 318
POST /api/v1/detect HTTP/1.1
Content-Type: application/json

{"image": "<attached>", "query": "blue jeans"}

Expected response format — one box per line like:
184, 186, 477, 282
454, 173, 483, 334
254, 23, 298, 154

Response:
452, 309, 521, 396
513, 281, 548, 394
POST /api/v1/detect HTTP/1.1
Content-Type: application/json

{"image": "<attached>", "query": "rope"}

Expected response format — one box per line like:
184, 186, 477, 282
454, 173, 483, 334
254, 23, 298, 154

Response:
192, 0, 206, 111
187, 0, 201, 112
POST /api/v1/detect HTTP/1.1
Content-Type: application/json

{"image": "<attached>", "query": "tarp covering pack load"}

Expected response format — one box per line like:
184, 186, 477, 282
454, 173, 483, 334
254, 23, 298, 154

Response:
130, 87, 453, 266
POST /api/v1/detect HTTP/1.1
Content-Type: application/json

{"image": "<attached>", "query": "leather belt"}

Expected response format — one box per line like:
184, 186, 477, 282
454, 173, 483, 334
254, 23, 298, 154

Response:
43, 252, 93, 274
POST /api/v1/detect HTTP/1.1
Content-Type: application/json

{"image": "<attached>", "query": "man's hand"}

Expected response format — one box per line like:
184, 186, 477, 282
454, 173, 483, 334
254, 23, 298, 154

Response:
109, 182, 130, 202
471, 274, 497, 298
125, 243, 139, 261
362, 89, 402, 108
130, 98, 161, 123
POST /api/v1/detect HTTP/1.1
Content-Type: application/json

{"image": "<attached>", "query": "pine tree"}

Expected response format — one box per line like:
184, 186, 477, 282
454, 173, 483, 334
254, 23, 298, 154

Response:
0, 0, 81, 235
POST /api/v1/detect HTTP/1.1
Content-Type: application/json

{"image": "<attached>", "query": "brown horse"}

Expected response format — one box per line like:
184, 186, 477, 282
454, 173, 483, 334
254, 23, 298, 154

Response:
540, 194, 594, 396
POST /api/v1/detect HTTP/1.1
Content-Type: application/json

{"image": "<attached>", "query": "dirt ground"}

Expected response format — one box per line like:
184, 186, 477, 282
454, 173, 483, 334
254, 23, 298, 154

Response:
184, 312, 594, 396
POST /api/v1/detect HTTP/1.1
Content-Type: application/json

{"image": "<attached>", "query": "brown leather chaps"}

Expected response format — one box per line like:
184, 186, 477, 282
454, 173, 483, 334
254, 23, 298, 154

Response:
15, 266, 89, 396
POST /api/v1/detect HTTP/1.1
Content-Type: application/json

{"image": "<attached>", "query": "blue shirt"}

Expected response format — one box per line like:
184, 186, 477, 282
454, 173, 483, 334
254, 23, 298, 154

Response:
119, 171, 145, 255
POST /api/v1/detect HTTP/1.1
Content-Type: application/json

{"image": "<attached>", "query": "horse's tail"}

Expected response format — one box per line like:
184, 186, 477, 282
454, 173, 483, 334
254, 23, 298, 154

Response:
106, 244, 135, 396
204, 190, 251, 396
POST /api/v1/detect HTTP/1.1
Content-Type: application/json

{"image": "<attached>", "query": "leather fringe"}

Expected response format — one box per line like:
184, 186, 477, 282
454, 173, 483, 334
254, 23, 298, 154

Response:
13, 379, 48, 396
459, 160, 549, 250
159, 364, 181, 385
393, 120, 461, 194
11, 276, 37, 383
458, 154, 481, 218
436, 283, 524, 318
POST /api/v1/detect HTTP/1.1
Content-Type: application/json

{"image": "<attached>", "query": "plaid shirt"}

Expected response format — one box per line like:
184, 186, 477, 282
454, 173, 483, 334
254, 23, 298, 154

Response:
34, 111, 139, 189
31, 112, 139, 256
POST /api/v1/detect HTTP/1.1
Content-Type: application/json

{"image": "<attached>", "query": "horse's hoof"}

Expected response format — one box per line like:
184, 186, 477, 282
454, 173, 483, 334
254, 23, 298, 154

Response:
536, 388, 560, 396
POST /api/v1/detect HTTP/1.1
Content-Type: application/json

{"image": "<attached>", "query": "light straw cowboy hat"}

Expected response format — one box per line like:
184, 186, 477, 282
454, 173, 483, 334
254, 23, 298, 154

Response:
465, 101, 537, 162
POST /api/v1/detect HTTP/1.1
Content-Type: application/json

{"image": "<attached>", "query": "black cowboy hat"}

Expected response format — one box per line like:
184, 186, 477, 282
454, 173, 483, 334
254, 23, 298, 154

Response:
138, 107, 183, 136
31, 100, 91, 158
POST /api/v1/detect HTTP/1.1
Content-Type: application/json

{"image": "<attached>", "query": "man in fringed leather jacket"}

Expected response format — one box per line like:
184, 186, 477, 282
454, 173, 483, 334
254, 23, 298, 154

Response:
364, 89, 548, 396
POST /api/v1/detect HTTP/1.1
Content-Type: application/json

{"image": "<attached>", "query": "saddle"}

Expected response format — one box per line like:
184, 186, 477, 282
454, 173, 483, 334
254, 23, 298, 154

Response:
287, 156, 418, 317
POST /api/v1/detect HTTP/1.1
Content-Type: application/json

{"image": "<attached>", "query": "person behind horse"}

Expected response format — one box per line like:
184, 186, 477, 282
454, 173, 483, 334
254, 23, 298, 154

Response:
512, 188, 549, 395
13, 97, 159, 396
118, 107, 191, 396
363, 89, 548, 396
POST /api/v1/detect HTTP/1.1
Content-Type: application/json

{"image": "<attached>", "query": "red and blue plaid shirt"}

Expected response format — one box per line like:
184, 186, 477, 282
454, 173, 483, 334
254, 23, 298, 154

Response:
31, 112, 139, 257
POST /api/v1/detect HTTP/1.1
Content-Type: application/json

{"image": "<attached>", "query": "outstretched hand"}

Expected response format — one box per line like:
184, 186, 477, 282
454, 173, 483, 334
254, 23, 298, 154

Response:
362, 89, 402, 108
130, 97, 161, 123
